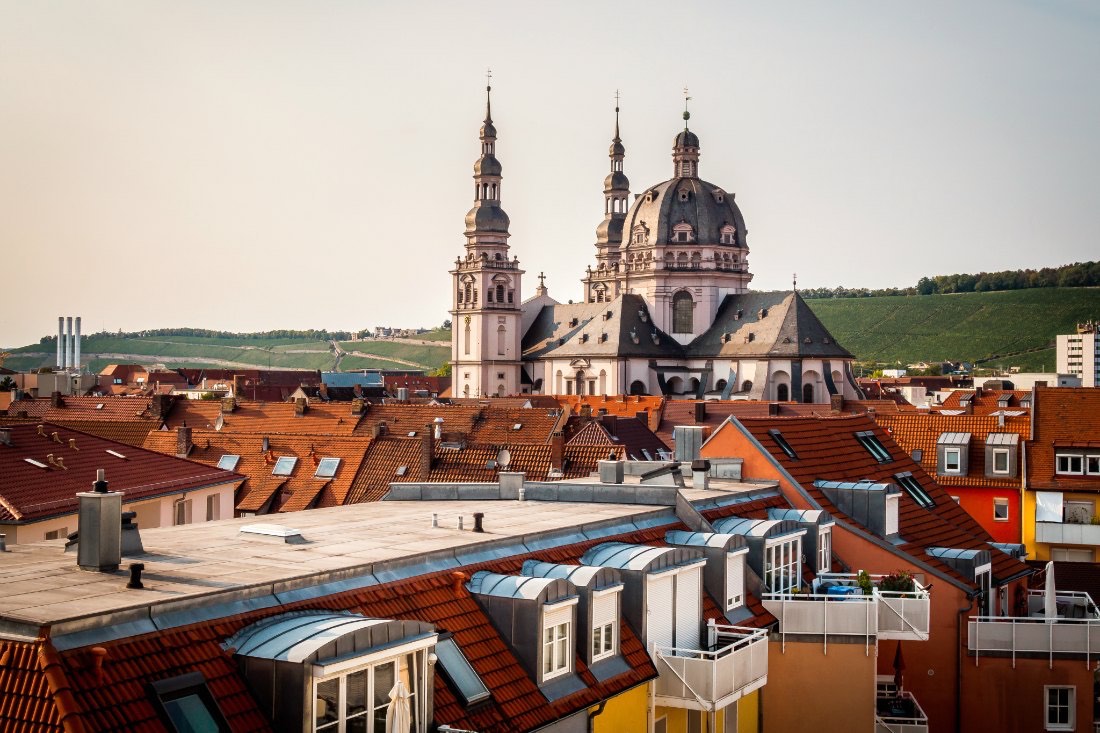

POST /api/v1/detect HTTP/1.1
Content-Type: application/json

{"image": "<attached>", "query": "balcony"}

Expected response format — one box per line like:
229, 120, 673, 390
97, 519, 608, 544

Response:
652, 623, 769, 712
968, 590, 1100, 664
1035, 520, 1100, 546
762, 573, 931, 647
875, 691, 929, 733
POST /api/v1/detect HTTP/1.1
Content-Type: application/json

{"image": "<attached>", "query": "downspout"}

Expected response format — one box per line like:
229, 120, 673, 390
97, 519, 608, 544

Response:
956, 591, 976, 733
587, 699, 607, 733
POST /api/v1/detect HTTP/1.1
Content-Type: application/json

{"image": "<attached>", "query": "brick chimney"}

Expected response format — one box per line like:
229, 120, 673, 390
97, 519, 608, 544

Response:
51, 391, 64, 408
294, 397, 308, 416
693, 402, 706, 421
176, 425, 193, 458
220, 396, 236, 414
351, 397, 365, 416
420, 425, 435, 477
150, 394, 173, 420
830, 394, 844, 414
580, 403, 592, 418
232, 374, 242, 399
768, 402, 780, 417
550, 431, 564, 473
599, 414, 618, 436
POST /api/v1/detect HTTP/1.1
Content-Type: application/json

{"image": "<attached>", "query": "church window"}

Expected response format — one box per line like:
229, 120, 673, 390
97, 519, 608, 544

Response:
715, 379, 727, 392
575, 371, 586, 396
556, 371, 564, 394
494, 252, 503, 260
464, 283, 472, 303
629, 380, 647, 396
676, 252, 688, 268
487, 289, 493, 303
777, 384, 789, 402
672, 291, 694, 334
496, 285, 505, 303
720, 225, 737, 245
464, 322, 471, 355
507, 290, 513, 303
741, 380, 753, 393
803, 384, 814, 403
497, 325, 506, 356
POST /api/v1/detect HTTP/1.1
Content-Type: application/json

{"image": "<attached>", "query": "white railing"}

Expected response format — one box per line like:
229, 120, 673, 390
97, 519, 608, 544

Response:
1035, 520, 1100, 546
875, 690, 929, 733
1025, 589, 1100, 620
763, 591, 878, 653
968, 614, 1100, 667
652, 624, 769, 711
815, 573, 931, 641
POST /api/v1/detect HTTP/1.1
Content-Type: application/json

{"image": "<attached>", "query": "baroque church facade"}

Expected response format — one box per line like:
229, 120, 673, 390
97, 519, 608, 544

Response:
451, 87, 863, 403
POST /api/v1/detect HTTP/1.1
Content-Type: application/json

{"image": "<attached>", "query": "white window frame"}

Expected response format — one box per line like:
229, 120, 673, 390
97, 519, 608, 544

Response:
975, 564, 993, 617
313, 650, 422, 733
44, 527, 68, 541
1055, 454, 1084, 475
818, 527, 832, 572
1087, 455, 1100, 475
993, 498, 1009, 522
1044, 685, 1074, 731
943, 447, 962, 474
991, 448, 1011, 474
590, 588, 619, 663
541, 601, 575, 682
764, 536, 802, 594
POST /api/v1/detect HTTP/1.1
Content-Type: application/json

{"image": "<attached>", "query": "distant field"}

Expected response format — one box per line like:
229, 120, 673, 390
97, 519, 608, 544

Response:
338, 341, 449, 369
806, 287, 1099, 371
420, 328, 450, 342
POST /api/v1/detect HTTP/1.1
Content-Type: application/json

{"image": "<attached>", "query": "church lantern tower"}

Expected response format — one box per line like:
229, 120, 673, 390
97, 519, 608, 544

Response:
450, 80, 525, 398
583, 99, 631, 304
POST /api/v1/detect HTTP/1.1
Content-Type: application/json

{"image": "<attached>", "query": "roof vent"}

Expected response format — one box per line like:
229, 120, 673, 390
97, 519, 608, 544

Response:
569, 318, 579, 327
239, 524, 307, 544
638, 309, 648, 323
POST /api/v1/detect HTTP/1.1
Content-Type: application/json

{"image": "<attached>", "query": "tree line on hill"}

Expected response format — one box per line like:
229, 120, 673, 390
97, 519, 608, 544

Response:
798, 260, 1100, 299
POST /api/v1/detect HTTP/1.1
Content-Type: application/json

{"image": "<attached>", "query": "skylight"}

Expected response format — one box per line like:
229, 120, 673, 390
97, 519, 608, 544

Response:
434, 637, 491, 705
895, 472, 935, 509
314, 457, 340, 478
407, 431, 417, 437
106, 449, 127, 460
769, 429, 797, 459
24, 458, 48, 469
855, 431, 892, 462
512, 423, 523, 431
272, 456, 297, 476
395, 465, 408, 476
216, 454, 241, 471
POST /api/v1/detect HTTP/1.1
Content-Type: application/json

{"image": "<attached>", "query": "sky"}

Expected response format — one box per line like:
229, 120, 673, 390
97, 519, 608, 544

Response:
1, 0, 1098, 347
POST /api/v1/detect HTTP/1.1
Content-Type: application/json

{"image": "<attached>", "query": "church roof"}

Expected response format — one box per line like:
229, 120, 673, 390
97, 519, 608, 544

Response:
687, 291, 853, 359
622, 176, 748, 248
521, 293, 684, 359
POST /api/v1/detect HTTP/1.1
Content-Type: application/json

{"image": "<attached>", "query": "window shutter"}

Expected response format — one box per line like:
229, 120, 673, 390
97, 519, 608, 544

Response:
726, 554, 745, 609
543, 605, 572, 630
675, 567, 701, 649
592, 593, 616, 630
647, 574, 675, 651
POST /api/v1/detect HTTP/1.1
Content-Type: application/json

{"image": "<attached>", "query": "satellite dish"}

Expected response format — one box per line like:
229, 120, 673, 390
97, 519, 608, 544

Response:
496, 448, 511, 469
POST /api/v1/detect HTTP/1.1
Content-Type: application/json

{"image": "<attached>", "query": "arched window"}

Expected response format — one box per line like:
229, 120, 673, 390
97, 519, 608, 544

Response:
463, 282, 472, 304
777, 384, 789, 402
497, 325, 506, 356
556, 370, 564, 395
464, 322, 471, 355
629, 380, 647, 396
715, 379, 727, 392
803, 383, 814, 403
672, 291, 693, 334
741, 380, 753, 393
575, 371, 586, 396
497, 384, 505, 397
599, 370, 607, 395
687, 377, 700, 395
666, 376, 683, 395
463, 384, 471, 397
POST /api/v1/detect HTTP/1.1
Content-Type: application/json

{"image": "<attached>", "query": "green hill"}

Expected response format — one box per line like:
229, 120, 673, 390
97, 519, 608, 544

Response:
805, 287, 1099, 372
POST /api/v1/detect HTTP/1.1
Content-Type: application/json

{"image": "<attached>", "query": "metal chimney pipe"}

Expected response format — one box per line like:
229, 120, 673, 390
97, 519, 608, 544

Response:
57, 317, 64, 368
65, 317, 73, 369
74, 317, 81, 373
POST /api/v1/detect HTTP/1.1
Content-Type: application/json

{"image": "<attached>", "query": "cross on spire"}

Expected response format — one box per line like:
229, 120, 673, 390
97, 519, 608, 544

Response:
538, 272, 546, 288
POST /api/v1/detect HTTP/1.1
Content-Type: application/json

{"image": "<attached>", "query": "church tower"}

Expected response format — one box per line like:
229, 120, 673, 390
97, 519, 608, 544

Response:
583, 100, 631, 304
450, 81, 525, 398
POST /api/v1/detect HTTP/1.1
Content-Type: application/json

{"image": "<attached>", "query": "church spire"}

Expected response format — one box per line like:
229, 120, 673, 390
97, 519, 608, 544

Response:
596, 91, 630, 247
465, 71, 509, 247
672, 87, 700, 178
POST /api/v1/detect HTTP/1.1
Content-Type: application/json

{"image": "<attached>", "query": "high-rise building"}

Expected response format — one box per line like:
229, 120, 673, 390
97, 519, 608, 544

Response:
1056, 321, 1099, 387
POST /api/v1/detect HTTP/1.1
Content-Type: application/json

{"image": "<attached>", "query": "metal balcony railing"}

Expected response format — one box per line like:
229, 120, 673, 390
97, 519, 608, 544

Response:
969, 590, 1100, 665
652, 623, 769, 712
875, 691, 929, 733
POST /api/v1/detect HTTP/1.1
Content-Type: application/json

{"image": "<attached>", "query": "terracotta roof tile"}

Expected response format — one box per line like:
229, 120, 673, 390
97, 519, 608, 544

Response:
163, 400, 361, 436
4, 396, 157, 422
938, 389, 1030, 414
352, 404, 484, 438
566, 416, 670, 460
1028, 387, 1100, 490
0, 423, 242, 523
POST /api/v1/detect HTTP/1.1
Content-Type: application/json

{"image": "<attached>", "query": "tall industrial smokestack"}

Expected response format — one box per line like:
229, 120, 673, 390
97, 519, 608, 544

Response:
57, 317, 64, 369
65, 317, 73, 370
74, 317, 81, 373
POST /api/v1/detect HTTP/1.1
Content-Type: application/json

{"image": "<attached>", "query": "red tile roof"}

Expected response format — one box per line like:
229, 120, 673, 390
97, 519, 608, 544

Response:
0, 423, 242, 522
874, 412, 1031, 488
467, 408, 565, 444
566, 416, 670, 460
352, 403, 484, 438
163, 400, 361, 436
5, 395, 158, 422
723, 414, 1030, 587
1029, 387, 1100, 490
938, 389, 1030, 413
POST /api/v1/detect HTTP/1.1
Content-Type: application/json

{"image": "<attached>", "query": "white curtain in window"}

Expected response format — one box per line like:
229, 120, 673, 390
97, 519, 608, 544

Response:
1035, 491, 1064, 523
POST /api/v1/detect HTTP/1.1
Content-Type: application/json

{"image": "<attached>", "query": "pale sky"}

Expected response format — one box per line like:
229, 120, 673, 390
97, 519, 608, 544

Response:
2, 1, 1098, 347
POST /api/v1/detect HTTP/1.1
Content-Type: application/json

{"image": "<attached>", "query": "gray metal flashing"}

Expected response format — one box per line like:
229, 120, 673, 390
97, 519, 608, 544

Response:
150, 588, 281, 632
52, 616, 159, 651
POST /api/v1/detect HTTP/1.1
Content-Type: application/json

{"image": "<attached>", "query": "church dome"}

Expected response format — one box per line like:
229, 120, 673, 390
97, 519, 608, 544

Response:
604, 170, 629, 190
622, 176, 747, 248
465, 204, 510, 234
474, 155, 502, 176
674, 128, 699, 149
480, 120, 497, 139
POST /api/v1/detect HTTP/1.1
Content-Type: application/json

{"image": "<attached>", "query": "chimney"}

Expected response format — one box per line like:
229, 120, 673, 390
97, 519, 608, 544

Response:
319, 382, 329, 400
433, 416, 445, 440
57, 317, 64, 369
232, 374, 242, 399
451, 571, 469, 597
420, 425, 435, 476
353, 383, 363, 398
550, 431, 564, 473
150, 394, 172, 420
997, 412, 1005, 427
51, 391, 64, 408
580, 403, 592, 417
693, 401, 707, 421
74, 317, 81, 373
472, 512, 485, 533
262, 436, 270, 452
77, 469, 122, 572
220, 396, 236, 414
294, 397, 308, 416
65, 317, 73, 369
830, 394, 844, 413
396, 387, 409, 401
691, 458, 711, 490
599, 413, 618, 435
351, 397, 365, 416
176, 426, 193, 457
768, 402, 780, 416
69, 438, 78, 450
0, 428, 10, 446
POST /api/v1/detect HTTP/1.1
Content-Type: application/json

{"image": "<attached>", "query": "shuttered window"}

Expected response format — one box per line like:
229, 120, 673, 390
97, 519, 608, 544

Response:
542, 604, 572, 681
675, 567, 702, 649
591, 591, 617, 661
647, 573, 675, 652
726, 554, 745, 610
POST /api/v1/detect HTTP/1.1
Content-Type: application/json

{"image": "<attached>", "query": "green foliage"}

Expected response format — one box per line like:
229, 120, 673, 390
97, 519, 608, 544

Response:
432, 362, 453, 377
857, 570, 873, 596
807, 287, 1098, 371
879, 570, 916, 593
0, 376, 14, 391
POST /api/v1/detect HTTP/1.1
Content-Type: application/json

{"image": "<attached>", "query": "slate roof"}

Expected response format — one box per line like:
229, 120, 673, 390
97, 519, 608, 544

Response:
565, 417, 670, 461
874, 412, 1031, 488
688, 291, 853, 359
0, 423, 242, 522
718, 414, 1031, 588
522, 294, 684, 359
1028, 387, 1100, 491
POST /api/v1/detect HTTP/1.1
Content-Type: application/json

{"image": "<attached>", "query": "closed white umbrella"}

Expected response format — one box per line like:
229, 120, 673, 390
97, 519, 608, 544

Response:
1044, 561, 1057, 621
385, 681, 412, 733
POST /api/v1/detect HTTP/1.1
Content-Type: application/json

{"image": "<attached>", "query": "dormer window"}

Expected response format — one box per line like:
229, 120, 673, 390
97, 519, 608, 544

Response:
720, 224, 737, 244
542, 603, 573, 680
726, 551, 746, 609
764, 535, 802, 594
591, 587, 619, 662
817, 526, 833, 572
672, 221, 694, 243
937, 432, 971, 475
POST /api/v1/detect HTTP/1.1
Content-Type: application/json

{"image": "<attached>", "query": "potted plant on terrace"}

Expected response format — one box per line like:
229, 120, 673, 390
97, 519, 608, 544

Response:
879, 570, 917, 596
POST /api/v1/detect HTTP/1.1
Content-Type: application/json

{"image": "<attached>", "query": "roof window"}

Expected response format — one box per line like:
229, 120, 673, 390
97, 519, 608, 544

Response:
435, 636, 491, 705
513, 423, 523, 431
395, 465, 408, 476
769, 429, 797, 460
314, 457, 340, 478
272, 456, 297, 476
895, 472, 935, 509
106, 449, 127, 460
24, 458, 48, 469
150, 671, 231, 733
216, 454, 241, 471
855, 431, 892, 462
